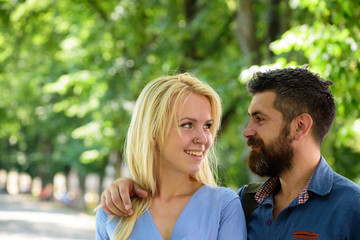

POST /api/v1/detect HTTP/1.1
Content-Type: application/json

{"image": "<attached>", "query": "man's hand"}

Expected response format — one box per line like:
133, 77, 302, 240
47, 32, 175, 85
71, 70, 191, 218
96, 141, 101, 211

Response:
100, 178, 148, 216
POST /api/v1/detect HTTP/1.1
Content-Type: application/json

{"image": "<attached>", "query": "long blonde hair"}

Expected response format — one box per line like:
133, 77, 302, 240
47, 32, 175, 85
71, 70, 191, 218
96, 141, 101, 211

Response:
112, 73, 222, 239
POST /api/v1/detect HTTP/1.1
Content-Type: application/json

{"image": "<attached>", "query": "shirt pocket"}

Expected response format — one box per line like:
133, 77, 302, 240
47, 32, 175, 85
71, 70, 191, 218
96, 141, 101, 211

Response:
293, 231, 319, 239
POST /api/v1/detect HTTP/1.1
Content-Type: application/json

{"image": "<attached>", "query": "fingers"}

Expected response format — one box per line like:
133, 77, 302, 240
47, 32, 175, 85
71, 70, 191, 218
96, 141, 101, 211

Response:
134, 183, 148, 199
119, 182, 133, 215
101, 191, 115, 215
101, 188, 128, 217
102, 178, 135, 216
100, 178, 149, 217
119, 179, 147, 214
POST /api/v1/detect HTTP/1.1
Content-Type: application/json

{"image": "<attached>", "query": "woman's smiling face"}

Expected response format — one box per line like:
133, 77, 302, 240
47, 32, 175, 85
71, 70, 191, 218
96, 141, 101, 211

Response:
159, 93, 213, 175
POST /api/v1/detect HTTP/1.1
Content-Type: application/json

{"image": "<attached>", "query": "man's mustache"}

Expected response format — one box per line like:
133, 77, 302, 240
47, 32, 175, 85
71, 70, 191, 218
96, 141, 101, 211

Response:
247, 137, 264, 147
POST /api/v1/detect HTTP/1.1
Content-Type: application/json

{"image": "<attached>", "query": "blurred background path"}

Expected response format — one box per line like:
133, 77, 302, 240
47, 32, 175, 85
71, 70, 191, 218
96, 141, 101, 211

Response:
0, 193, 95, 240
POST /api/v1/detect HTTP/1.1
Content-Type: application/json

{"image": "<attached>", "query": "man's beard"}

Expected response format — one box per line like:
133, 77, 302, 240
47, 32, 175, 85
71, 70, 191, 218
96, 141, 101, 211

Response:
247, 125, 294, 177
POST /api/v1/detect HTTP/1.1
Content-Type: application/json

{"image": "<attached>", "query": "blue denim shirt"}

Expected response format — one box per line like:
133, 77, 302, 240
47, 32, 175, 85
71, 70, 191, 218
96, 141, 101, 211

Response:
239, 157, 360, 240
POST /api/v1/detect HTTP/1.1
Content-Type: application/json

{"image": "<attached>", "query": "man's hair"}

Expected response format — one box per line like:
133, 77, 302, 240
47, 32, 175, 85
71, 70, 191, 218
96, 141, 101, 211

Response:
247, 67, 336, 144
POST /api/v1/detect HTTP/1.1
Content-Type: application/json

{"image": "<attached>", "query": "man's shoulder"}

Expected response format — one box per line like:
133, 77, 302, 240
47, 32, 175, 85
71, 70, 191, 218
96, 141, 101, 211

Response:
314, 157, 360, 198
237, 182, 264, 196
323, 172, 360, 211
332, 172, 360, 194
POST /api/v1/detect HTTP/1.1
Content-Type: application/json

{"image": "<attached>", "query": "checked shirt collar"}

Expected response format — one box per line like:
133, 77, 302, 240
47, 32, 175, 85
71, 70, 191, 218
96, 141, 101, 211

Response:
254, 175, 313, 204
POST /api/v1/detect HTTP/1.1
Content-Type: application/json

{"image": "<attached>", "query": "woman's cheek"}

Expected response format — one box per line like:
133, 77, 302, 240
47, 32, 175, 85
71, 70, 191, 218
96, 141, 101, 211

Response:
206, 133, 214, 148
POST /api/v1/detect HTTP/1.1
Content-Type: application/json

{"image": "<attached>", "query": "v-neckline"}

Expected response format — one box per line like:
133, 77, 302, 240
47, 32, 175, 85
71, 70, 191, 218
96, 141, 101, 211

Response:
146, 185, 207, 240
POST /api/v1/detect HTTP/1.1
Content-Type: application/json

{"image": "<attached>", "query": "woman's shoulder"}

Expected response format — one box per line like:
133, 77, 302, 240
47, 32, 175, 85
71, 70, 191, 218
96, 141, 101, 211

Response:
192, 185, 242, 219
201, 184, 238, 194
96, 207, 110, 223
96, 207, 123, 224
96, 208, 124, 233
199, 185, 239, 202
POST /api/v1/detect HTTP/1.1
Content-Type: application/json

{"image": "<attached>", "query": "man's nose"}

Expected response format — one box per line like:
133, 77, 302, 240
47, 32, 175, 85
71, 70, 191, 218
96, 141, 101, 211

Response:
242, 123, 256, 139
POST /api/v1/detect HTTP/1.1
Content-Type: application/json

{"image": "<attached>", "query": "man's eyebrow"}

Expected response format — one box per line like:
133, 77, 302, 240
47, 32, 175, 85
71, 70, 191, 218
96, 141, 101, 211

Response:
248, 110, 268, 117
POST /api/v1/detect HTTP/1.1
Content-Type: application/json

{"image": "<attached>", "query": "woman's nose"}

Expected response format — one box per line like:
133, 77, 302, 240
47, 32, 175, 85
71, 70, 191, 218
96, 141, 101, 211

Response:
193, 129, 207, 145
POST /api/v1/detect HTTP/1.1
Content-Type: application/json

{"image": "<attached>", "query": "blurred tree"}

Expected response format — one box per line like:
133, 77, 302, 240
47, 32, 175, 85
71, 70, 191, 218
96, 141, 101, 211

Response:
0, 0, 358, 202
269, 0, 360, 183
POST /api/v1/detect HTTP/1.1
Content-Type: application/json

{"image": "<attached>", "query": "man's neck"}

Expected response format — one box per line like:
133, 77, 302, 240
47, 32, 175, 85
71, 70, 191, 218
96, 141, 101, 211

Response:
272, 153, 321, 219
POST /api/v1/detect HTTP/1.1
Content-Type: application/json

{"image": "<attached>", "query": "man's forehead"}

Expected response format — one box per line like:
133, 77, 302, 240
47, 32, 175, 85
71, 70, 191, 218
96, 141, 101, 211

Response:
248, 91, 277, 113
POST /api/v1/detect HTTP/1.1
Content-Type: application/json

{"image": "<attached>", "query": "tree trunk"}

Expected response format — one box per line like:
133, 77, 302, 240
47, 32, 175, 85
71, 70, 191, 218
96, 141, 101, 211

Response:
235, 0, 261, 65
184, 0, 199, 63
267, 0, 282, 58
73, 173, 87, 211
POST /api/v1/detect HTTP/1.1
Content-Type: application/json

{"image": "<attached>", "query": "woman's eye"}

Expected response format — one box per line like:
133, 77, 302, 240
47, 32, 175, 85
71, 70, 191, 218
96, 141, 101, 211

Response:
181, 123, 192, 128
203, 124, 212, 129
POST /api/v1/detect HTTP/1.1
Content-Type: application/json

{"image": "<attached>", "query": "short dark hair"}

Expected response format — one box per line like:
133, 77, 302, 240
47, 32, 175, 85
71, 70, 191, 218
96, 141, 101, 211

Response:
247, 67, 336, 144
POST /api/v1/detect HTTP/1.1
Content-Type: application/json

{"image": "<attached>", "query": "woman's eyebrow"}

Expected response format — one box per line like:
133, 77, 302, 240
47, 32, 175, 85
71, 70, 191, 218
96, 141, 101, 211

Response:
178, 117, 213, 122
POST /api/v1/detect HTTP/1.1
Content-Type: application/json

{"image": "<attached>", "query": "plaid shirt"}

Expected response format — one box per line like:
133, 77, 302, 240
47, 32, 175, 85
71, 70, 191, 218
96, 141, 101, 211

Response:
254, 175, 313, 204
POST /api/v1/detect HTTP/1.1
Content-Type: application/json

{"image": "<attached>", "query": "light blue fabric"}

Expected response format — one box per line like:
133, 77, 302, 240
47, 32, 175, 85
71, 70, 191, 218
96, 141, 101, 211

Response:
238, 156, 360, 240
96, 185, 247, 240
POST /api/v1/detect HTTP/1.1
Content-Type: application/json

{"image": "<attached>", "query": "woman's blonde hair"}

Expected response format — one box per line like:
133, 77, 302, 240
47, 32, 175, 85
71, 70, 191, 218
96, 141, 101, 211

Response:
112, 73, 222, 239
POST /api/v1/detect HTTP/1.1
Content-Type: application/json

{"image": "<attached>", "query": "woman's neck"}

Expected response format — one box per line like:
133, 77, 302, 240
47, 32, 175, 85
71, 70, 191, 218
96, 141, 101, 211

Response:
156, 171, 202, 201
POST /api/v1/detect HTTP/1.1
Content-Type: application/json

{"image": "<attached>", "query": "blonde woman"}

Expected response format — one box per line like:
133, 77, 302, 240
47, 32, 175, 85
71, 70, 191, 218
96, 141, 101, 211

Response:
96, 73, 246, 240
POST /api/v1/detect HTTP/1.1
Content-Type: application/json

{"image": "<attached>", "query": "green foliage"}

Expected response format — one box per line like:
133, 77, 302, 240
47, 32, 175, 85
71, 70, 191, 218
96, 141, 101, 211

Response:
269, 0, 360, 183
0, 0, 359, 190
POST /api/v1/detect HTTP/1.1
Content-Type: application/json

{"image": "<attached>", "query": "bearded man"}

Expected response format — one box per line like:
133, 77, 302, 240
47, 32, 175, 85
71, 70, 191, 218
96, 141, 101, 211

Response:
239, 67, 360, 239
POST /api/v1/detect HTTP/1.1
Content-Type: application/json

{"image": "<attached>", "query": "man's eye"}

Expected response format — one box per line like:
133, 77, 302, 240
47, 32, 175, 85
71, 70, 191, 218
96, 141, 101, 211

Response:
256, 117, 264, 122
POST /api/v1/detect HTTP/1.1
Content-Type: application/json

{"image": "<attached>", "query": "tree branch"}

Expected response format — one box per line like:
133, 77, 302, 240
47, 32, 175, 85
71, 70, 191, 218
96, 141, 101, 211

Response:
86, 0, 108, 21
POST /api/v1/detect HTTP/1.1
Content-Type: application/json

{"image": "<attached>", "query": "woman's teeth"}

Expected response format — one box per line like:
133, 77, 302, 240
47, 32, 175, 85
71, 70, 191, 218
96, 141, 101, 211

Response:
185, 150, 203, 156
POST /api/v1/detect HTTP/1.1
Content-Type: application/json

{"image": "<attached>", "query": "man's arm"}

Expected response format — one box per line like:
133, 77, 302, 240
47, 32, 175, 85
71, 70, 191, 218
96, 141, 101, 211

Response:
100, 178, 148, 216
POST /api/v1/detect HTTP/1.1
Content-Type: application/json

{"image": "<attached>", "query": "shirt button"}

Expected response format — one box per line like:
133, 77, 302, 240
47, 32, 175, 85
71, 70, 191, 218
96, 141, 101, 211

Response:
266, 220, 272, 226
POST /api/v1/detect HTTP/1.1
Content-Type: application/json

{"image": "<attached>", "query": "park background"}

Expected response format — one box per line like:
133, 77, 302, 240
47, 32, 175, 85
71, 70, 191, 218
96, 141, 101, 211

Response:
1, 0, 360, 212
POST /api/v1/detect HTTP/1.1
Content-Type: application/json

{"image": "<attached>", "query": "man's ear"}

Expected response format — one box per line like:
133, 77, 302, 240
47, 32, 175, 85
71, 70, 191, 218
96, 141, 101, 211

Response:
293, 113, 313, 141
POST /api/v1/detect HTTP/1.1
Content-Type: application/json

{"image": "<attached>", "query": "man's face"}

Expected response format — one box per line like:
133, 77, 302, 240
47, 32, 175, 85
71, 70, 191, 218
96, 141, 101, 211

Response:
246, 124, 293, 177
243, 91, 294, 177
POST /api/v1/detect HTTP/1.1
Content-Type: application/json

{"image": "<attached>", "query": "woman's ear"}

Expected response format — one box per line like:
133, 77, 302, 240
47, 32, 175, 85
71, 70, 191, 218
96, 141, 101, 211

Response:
293, 113, 313, 141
